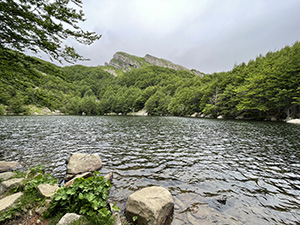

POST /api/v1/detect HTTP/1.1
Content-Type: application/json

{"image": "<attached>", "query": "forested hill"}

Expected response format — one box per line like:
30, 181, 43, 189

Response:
0, 42, 299, 120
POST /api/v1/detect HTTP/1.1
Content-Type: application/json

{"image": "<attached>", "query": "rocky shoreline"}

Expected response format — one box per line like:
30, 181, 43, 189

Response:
0, 153, 174, 225
2, 106, 300, 124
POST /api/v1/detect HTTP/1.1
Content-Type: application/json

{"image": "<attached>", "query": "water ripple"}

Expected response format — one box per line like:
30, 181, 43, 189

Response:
0, 116, 299, 224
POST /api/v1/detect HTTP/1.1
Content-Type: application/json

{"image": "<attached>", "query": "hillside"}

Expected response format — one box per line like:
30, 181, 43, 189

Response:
0, 43, 300, 120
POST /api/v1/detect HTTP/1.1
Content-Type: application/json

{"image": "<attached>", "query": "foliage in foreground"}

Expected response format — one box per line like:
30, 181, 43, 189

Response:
44, 171, 118, 222
0, 0, 100, 63
0, 166, 119, 224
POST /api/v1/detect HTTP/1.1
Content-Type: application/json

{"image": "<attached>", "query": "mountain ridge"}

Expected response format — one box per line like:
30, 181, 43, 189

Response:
105, 52, 204, 76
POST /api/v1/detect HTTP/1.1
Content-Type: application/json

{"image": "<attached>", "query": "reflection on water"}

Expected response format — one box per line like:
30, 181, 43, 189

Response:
0, 116, 299, 224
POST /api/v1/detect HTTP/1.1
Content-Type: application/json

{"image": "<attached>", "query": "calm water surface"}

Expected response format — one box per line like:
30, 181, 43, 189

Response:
0, 116, 299, 224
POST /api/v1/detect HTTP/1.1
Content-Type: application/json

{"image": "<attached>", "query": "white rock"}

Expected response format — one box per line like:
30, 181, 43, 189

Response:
37, 183, 59, 197
286, 119, 300, 124
0, 161, 20, 172
0, 178, 24, 195
0, 192, 23, 212
67, 153, 102, 175
125, 186, 174, 225
57, 213, 82, 225
191, 113, 198, 118
0, 171, 15, 181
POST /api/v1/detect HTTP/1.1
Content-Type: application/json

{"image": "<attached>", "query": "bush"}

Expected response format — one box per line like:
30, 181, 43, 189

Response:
0, 104, 5, 115
45, 171, 119, 221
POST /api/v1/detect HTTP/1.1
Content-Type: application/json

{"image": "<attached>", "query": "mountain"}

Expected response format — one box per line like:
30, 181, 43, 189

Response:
106, 52, 204, 76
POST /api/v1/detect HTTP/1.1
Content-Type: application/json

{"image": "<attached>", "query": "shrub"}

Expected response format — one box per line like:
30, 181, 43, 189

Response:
0, 104, 5, 115
45, 171, 118, 221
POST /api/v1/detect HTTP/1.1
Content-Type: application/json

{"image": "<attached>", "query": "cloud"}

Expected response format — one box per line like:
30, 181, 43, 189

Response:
60, 0, 300, 73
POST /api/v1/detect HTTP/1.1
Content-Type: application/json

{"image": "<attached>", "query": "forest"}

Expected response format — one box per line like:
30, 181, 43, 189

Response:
0, 42, 300, 120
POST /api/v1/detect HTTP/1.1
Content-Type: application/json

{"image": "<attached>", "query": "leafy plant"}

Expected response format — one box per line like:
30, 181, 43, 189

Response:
45, 171, 115, 221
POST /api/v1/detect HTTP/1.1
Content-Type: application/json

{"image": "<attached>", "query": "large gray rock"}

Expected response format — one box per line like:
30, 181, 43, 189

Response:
57, 213, 82, 225
67, 153, 102, 175
0, 161, 20, 172
125, 186, 174, 225
0, 192, 23, 212
0, 171, 15, 181
0, 178, 24, 195
37, 183, 59, 197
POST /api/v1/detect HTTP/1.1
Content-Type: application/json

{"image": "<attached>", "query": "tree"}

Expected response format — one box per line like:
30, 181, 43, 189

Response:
0, 0, 100, 62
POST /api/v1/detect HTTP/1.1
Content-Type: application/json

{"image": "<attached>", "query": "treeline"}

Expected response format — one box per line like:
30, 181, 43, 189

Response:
1, 42, 300, 120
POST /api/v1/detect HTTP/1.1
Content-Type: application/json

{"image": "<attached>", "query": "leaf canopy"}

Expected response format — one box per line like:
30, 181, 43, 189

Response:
0, 0, 101, 62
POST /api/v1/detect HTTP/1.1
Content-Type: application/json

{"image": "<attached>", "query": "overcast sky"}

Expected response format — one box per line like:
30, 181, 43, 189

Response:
62, 0, 300, 74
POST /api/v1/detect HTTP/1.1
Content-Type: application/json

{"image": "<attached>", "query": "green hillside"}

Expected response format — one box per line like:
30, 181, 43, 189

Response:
0, 42, 300, 120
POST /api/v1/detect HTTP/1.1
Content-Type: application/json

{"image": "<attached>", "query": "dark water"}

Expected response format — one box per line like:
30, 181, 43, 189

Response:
0, 116, 299, 224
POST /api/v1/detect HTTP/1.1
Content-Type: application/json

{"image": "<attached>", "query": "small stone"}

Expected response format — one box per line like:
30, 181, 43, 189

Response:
0, 192, 23, 212
104, 172, 113, 182
113, 212, 122, 225
0, 161, 21, 172
65, 174, 74, 181
0, 171, 15, 181
38, 183, 59, 197
0, 178, 24, 195
36, 206, 47, 215
57, 213, 81, 225
36, 219, 41, 224
64, 172, 92, 187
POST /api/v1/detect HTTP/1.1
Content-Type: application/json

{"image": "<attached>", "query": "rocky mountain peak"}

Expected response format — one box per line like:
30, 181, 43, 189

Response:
106, 52, 204, 76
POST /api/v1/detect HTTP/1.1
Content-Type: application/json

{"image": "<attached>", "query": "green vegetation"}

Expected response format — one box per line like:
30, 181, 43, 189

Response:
44, 171, 117, 221
1, 42, 300, 120
0, 167, 118, 225
0, 165, 55, 222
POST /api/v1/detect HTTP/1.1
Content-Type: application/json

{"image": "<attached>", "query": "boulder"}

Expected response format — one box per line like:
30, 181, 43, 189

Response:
0, 161, 20, 172
0, 171, 15, 181
64, 172, 92, 187
66, 153, 102, 176
287, 119, 300, 124
0, 178, 24, 195
37, 183, 59, 197
57, 213, 82, 225
191, 113, 198, 118
0, 192, 23, 212
125, 186, 174, 225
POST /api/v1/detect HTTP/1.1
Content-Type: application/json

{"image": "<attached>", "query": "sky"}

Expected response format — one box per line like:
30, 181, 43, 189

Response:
62, 0, 300, 74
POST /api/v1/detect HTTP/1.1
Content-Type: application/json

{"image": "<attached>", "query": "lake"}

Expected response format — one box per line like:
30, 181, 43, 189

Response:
0, 116, 299, 224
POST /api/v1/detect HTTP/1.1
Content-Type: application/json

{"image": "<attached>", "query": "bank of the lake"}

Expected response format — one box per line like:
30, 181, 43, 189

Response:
0, 116, 299, 224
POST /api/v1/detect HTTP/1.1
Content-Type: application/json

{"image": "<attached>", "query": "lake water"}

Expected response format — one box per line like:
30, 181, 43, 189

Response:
0, 116, 299, 224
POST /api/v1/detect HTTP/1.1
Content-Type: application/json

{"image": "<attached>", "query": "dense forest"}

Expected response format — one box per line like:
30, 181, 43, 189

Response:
0, 42, 300, 120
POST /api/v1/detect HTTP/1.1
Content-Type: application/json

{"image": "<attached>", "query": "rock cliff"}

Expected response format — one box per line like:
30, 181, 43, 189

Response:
107, 52, 204, 76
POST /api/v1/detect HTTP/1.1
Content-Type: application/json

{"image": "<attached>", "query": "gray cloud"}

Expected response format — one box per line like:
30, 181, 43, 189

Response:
62, 0, 300, 73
